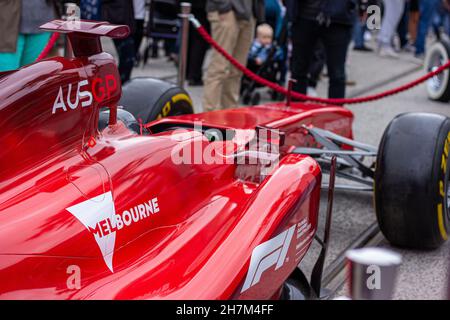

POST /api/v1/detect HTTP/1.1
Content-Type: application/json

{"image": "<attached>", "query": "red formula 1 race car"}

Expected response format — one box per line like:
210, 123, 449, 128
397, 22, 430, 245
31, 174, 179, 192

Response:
0, 20, 449, 300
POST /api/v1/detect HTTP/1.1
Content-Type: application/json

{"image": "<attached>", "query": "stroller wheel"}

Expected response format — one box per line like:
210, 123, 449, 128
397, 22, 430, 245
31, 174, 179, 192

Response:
271, 90, 284, 101
251, 92, 261, 105
242, 91, 252, 105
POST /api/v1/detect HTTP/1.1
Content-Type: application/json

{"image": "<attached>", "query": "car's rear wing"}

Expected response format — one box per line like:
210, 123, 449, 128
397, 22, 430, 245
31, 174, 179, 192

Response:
40, 20, 130, 57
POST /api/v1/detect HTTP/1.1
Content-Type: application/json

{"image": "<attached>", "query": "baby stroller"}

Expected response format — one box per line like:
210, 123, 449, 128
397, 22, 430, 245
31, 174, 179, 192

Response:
240, 17, 288, 105
147, 0, 179, 38
141, 0, 180, 65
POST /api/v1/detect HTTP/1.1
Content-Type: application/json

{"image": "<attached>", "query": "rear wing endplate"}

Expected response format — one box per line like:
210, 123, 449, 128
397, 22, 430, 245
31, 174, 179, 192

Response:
40, 19, 130, 57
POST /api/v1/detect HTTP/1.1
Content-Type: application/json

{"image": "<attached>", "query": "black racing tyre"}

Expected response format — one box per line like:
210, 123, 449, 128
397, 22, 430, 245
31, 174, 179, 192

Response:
425, 40, 450, 102
375, 113, 450, 249
98, 108, 141, 133
119, 77, 194, 123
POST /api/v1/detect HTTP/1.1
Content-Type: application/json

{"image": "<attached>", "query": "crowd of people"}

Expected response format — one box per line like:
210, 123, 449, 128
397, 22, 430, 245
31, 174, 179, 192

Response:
1, 0, 450, 111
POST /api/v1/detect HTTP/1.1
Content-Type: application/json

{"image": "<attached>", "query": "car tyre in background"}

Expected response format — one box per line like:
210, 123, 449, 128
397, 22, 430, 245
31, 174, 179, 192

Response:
375, 112, 450, 249
98, 108, 141, 133
425, 40, 450, 102
120, 77, 194, 123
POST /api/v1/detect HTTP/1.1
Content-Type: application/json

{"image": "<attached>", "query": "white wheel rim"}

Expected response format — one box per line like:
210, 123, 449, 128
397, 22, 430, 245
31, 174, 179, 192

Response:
426, 42, 450, 100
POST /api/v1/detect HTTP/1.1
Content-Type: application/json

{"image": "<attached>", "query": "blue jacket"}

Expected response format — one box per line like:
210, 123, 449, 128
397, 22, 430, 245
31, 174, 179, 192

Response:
285, 0, 357, 26
265, 0, 285, 38
248, 40, 284, 63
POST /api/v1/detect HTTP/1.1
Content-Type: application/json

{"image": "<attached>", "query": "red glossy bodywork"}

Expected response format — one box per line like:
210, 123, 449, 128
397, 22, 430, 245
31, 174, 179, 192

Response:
0, 21, 354, 300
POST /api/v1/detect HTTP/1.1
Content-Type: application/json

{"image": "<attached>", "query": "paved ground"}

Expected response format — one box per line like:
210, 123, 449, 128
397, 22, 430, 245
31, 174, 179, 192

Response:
343, 66, 450, 300
103, 38, 450, 299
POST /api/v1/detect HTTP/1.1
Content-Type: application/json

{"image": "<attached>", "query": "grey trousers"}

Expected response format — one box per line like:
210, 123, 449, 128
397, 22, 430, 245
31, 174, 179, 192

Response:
378, 0, 405, 47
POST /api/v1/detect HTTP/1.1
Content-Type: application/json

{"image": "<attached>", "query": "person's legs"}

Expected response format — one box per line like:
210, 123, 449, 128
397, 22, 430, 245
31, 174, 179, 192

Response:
202, 10, 239, 111
353, 13, 366, 48
397, 1, 410, 48
415, 0, 440, 56
221, 16, 255, 108
308, 40, 326, 89
409, 5, 420, 44
291, 18, 319, 95
186, 26, 204, 82
151, 38, 159, 58
113, 36, 135, 84
20, 32, 52, 66
164, 39, 176, 57
322, 23, 353, 99
134, 19, 144, 59
187, 10, 210, 83
0, 35, 24, 72
378, 0, 405, 48
445, 10, 450, 37
278, 45, 288, 86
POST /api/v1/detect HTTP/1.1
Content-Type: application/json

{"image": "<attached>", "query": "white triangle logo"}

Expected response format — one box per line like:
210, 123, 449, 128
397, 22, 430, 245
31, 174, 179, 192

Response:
66, 191, 116, 272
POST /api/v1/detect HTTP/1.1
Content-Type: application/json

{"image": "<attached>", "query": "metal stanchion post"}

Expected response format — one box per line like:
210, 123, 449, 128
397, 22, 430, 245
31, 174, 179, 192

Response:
178, 3, 191, 88
346, 247, 402, 300
63, 3, 79, 58
310, 156, 336, 298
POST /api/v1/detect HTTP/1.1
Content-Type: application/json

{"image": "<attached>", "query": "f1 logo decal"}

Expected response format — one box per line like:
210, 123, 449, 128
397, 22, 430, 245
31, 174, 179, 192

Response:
241, 225, 296, 293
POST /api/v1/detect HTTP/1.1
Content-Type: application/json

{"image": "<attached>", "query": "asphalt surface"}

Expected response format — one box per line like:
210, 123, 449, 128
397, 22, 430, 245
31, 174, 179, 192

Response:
104, 38, 450, 300
340, 61, 450, 300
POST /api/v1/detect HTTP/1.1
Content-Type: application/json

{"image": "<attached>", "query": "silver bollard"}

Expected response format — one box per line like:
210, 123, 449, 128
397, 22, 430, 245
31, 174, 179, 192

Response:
178, 3, 191, 88
64, 3, 80, 20
346, 247, 402, 300
63, 3, 80, 58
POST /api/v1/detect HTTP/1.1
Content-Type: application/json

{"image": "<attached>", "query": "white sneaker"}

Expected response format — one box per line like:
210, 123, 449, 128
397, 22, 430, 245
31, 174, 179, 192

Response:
402, 43, 416, 53
307, 87, 318, 97
411, 53, 425, 65
379, 46, 400, 59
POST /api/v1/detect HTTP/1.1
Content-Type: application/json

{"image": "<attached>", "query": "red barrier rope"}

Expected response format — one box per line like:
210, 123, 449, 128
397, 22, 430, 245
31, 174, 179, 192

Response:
193, 20, 450, 105
36, 33, 60, 62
